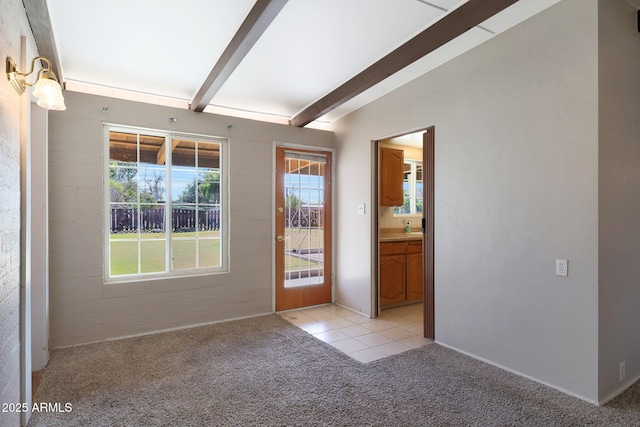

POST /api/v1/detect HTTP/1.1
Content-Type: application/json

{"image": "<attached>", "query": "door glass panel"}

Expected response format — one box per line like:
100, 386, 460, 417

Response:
284, 155, 326, 288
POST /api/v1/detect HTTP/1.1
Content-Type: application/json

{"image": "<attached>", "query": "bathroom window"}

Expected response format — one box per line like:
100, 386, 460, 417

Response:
394, 160, 423, 215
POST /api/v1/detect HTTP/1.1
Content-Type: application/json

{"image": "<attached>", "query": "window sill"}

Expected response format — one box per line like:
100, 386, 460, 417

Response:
104, 267, 228, 286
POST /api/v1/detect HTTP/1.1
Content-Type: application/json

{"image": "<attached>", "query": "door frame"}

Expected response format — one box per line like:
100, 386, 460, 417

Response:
272, 142, 336, 312
423, 127, 435, 339
373, 126, 435, 339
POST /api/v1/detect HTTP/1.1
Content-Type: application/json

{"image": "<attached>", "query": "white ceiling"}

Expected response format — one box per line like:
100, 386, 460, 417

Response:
46, 0, 561, 128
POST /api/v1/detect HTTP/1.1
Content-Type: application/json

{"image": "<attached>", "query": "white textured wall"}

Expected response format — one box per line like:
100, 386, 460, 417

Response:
0, 0, 38, 425
48, 92, 334, 347
598, 0, 640, 402
31, 104, 49, 371
333, 0, 600, 401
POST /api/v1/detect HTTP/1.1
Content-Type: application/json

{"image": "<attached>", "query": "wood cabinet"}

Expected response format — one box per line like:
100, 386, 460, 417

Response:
379, 254, 405, 306
380, 239, 423, 308
406, 246, 424, 301
380, 147, 404, 206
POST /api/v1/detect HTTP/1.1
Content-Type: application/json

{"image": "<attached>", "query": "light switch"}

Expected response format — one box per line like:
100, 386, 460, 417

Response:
357, 203, 366, 215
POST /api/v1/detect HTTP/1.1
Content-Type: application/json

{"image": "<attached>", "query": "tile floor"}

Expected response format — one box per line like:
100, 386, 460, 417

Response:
279, 303, 433, 363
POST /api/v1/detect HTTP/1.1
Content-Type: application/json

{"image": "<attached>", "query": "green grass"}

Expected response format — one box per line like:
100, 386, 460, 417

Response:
110, 232, 220, 276
110, 228, 323, 276
285, 255, 320, 271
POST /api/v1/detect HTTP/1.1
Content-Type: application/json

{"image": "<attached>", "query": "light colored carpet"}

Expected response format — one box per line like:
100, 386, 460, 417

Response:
29, 315, 640, 426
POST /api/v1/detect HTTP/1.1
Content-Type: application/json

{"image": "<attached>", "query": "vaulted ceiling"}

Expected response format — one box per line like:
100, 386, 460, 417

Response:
32, 0, 560, 128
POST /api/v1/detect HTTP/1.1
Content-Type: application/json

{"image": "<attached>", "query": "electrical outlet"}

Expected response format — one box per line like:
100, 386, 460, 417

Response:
556, 259, 568, 277
357, 203, 366, 215
620, 361, 626, 382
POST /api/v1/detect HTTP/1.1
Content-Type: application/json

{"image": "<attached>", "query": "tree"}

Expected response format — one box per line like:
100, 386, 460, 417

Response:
198, 171, 220, 204
109, 162, 137, 184
109, 162, 159, 206
177, 170, 220, 204
285, 188, 302, 210
141, 169, 165, 202
177, 180, 197, 204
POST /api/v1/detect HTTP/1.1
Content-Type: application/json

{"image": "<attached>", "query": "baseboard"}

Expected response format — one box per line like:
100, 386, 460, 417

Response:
435, 341, 599, 406
598, 375, 640, 406
53, 311, 274, 350
333, 302, 370, 318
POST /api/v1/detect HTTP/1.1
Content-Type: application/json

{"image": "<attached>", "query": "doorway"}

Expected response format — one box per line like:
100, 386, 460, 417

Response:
275, 146, 333, 311
375, 127, 434, 339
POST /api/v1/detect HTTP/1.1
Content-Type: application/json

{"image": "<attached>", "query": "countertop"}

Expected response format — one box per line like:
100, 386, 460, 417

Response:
379, 230, 423, 242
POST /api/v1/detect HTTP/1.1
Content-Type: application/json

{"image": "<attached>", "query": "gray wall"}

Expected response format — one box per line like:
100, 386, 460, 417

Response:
332, 0, 601, 401
48, 92, 334, 347
598, 0, 640, 402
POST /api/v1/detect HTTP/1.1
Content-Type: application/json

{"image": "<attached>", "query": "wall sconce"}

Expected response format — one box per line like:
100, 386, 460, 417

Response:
6, 56, 66, 111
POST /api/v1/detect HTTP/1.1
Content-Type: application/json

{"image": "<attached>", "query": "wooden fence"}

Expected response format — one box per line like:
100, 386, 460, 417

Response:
111, 205, 324, 233
110, 207, 220, 233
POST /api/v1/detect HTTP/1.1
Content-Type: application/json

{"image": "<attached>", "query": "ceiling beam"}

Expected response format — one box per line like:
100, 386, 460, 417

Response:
156, 140, 180, 165
190, 0, 288, 112
23, 0, 64, 85
290, 0, 519, 127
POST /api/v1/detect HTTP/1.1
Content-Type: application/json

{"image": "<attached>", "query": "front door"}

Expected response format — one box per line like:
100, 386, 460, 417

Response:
275, 147, 332, 311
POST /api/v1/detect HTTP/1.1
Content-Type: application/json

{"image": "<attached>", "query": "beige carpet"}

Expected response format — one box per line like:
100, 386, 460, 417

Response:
29, 315, 640, 426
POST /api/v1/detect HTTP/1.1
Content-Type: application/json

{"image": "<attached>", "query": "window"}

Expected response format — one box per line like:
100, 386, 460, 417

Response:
394, 160, 423, 215
105, 125, 227, 280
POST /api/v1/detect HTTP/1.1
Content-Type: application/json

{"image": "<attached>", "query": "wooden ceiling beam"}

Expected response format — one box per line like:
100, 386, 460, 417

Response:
23, 0, 64, 85
156, 140, 180, 165
289, 0, 519, 127
190, 0, 289, 112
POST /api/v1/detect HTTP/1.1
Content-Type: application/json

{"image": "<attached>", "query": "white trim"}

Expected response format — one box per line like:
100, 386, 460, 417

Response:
435, 341, 599, 405
18, 36, 33, 425
52, 311, 274, 350
103, 124, 229, 282
220, 132, 230, 274
103, 124, 112, 281
598, 375, 640, 406
30, 103, 49, 371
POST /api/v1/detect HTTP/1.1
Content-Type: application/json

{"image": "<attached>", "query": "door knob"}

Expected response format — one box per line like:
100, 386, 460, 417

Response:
276, 235, 285, 242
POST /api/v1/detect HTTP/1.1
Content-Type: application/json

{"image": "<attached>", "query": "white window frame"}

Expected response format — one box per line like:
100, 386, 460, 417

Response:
394, 159, 423, 216
103, 124, 229, 283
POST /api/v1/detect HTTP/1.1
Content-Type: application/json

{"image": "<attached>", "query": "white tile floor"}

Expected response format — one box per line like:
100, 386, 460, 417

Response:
279, 303, 433, 363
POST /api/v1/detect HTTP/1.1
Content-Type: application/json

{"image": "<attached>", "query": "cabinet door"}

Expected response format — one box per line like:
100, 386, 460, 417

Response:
380, 241, 405, 256
406, 240, 422, 254
380, 147, 404, 206
406, 252, 424, 301
380, 254, 405, 306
